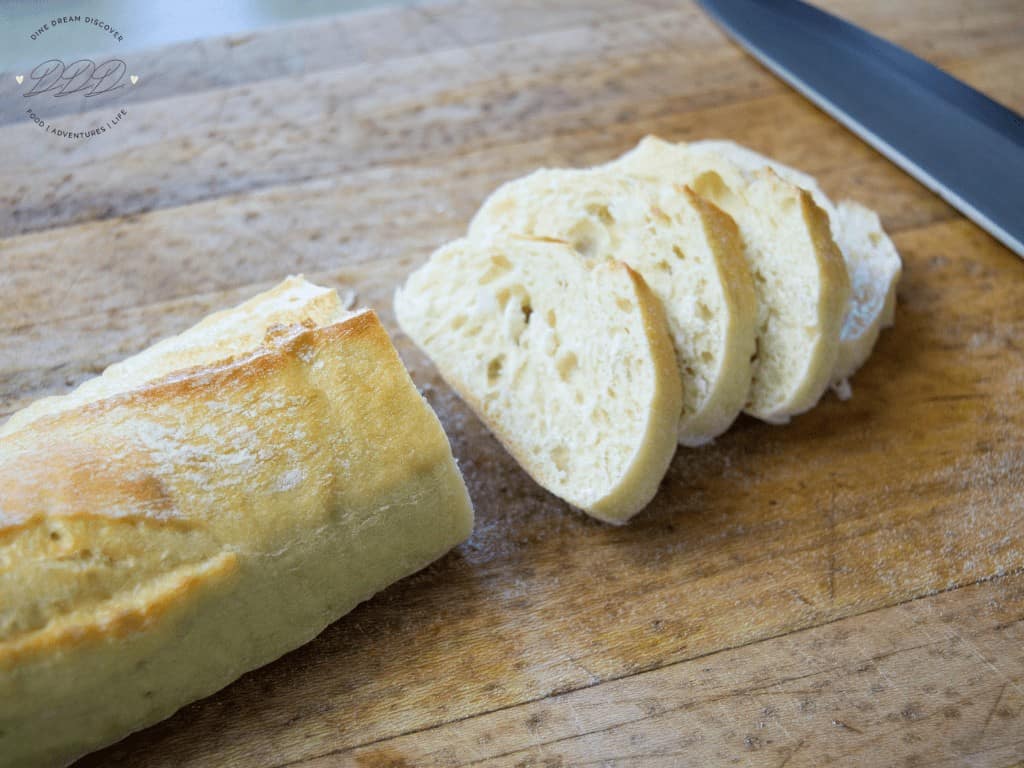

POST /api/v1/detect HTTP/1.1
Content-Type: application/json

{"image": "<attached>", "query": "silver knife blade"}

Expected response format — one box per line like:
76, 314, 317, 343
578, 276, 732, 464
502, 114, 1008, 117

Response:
696, 0, 1024, 258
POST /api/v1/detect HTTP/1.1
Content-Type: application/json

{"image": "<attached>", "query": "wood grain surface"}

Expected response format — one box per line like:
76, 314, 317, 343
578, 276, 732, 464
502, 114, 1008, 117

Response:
1, 1, 1022, 765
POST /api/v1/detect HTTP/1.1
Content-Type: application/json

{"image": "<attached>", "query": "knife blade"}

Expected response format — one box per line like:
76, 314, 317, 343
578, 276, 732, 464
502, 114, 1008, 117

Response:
696, 0, 1024, 258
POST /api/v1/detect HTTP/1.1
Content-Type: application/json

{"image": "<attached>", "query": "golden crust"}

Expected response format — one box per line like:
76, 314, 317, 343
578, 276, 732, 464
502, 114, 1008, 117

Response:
0, 275, 347, 439
0, 296, 473, 765
1, 315, 373, 651
0, 553, 239, 669
1, 309, 384, 462
0, 311, 414, 644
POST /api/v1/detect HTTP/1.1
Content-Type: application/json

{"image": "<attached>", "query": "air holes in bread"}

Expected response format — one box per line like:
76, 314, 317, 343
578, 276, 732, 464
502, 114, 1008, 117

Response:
586, 204, 615, 226
691, 172, 736, 210
521, 299, 533, 325
551, 445, 570, 473
556, 352, 578, 382
505, 294, 532, 345
487, 355, 505, 384
480, 254, 513, 285
569, 220, 601, 259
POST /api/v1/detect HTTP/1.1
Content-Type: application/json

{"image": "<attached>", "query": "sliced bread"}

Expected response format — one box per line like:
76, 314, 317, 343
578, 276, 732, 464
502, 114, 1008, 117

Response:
468, 168, 757, 446
606, 136, 851, 422
689, 140, 902, 386
395, 235, 681, 524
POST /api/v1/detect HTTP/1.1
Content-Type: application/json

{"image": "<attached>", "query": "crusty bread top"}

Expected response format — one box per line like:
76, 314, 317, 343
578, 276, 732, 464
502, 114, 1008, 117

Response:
0, 276, 349, 438
0, 308, 464, 669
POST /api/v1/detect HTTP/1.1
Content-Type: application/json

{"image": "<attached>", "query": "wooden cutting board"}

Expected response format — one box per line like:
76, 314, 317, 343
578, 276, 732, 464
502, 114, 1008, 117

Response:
2, 1, 1023, 765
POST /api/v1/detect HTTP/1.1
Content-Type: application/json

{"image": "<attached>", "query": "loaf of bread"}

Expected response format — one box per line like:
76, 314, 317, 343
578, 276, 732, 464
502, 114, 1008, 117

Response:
395, 235, 681, 523
606, 137, 852, 423
687, 139, 902, 387
0, 277, 474, 767
467, 168, 757, 447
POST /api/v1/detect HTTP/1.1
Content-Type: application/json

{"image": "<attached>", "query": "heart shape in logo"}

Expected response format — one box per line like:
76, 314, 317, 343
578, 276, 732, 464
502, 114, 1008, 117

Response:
15, 75, 23, 84
130, 75, 138, 85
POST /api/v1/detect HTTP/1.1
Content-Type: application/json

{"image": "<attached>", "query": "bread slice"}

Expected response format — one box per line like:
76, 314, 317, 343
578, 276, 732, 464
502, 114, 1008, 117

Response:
0, 278, 473, 767
467, 168, 757, 447
395, 235, 681, 523
689, 140, 902, 386
829, 201, 901, 384
606, 136, 851, 422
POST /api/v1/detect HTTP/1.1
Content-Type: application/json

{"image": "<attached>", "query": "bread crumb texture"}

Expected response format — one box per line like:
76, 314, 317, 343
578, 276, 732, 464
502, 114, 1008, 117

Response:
396, 236, 680, 522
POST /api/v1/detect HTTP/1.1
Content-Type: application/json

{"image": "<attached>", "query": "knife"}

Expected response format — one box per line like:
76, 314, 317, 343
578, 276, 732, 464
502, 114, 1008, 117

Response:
696, 0, 1024, 258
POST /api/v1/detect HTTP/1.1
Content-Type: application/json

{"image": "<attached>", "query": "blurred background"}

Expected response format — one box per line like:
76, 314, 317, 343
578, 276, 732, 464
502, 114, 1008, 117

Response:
0, 0, 410, 68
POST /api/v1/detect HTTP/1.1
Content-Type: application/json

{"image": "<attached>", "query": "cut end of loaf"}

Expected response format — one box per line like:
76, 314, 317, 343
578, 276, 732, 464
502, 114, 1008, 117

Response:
395, 236, 681, 523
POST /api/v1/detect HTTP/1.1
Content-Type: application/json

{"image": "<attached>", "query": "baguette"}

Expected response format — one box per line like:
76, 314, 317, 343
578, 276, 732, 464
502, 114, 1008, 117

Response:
606, 137, 851, 422
468, 168, 757, 446
688, 140, 902, 387
0, 278, 474, 767
1, 276, 345, 438
395, 236, 681, 524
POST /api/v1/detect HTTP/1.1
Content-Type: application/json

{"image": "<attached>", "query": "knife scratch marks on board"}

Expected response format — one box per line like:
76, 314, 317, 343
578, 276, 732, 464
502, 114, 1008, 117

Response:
850, 633, 899, 694
978, 681, 1009, 742
767, 700, 796, 743
830, 718, 864, 734
918, 588, 1024, 700
788, 589, 815, 609
564, 697, 587, 739
566, 652, 600, 686
776, 738, 804, 768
